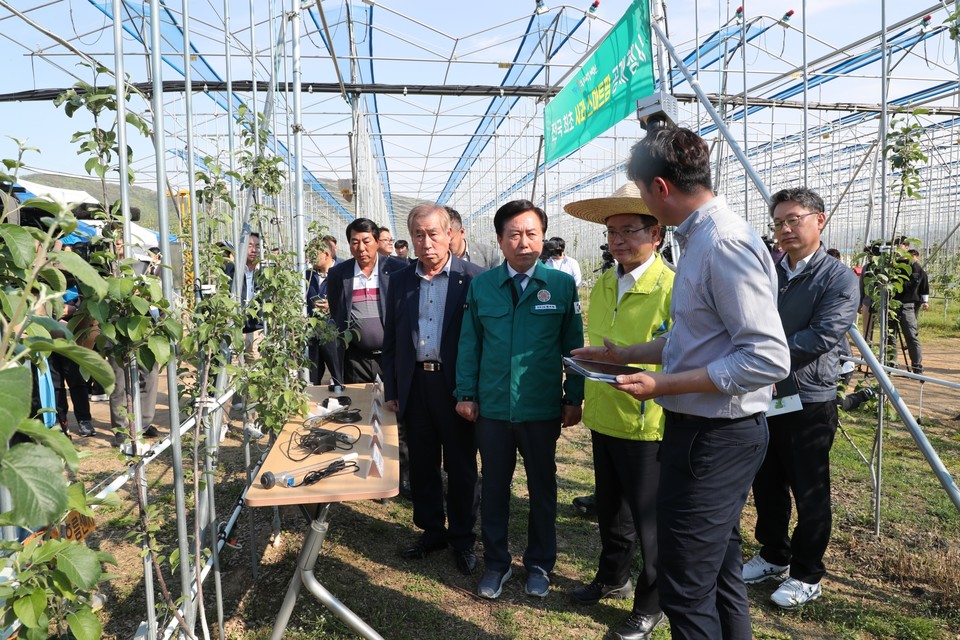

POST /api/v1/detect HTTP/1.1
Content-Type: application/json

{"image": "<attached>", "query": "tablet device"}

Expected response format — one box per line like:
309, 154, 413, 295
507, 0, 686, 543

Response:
563, 357, 645, 383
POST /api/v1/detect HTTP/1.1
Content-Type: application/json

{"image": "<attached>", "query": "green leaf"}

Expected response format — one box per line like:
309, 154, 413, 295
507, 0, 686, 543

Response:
107, 275, 135, 299
0, 367, 31, 445
0, 442, 69, 527
17, 418, 80, 471
127, 316, 150, 342
26, 314, 70, 340
31, 537, 66, 565
50, 339, 115, 393
130, 296, 150, 315
51, 250, 108, 298
0, 222, 36, 269
137, 344, 157, 372
147, 335, 171, 366
57, 540, 102, 591
12, 587, 46, 628
37, 265, 67, 292
67, 607, 102, 640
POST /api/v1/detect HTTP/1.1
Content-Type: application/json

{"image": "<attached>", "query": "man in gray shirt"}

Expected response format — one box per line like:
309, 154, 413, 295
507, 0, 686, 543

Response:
575, 127, 789, 640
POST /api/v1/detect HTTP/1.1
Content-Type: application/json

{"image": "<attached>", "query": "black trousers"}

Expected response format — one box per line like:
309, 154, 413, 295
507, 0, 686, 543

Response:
50, 352, 91, 424
307, 337, 342, 386
343, 345, 381, 384
592, 431, 660, 614
752, 400, 837, 584
404, 369, 478, 551
476, 416, 560, 573
658, 411, 768, 640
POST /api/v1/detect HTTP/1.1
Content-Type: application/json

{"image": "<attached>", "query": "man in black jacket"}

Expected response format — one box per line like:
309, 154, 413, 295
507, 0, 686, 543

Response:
743, 187, 859, 609
383, 204, 483, 574
894, 246, 930, 373
326, 219, 407, 383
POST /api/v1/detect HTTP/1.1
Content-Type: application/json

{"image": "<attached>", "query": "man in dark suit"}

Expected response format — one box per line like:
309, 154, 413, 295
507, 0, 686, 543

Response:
326, 218, 407, 383
383, 204, 483, 575
305, 236, 342, 387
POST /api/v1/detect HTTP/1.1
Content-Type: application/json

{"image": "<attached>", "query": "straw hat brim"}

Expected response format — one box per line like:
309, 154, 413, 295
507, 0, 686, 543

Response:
563, 196, 651, 224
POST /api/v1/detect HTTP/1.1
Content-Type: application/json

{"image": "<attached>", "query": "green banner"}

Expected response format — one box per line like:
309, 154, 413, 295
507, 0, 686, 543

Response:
544, 0, 655, 162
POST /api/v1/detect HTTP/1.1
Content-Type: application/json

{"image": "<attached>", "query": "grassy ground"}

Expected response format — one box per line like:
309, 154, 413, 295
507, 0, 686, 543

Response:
78, 362, 960, 640
72, 303, 959, 639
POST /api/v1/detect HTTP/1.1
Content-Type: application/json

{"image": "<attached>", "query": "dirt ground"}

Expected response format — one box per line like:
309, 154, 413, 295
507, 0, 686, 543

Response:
65, 337, 960, 639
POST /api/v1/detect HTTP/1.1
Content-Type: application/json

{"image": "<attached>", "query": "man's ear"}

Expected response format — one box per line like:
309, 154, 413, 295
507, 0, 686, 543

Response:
651, 176, 670, 200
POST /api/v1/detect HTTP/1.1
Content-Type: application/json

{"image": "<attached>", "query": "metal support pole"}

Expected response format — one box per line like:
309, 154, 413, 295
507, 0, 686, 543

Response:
650, 21, 772, 204
849, 326, 960, 521
177, 0, 201, 632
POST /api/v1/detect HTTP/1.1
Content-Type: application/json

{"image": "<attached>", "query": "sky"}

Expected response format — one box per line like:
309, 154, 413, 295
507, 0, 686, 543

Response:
0, 0, 949, 191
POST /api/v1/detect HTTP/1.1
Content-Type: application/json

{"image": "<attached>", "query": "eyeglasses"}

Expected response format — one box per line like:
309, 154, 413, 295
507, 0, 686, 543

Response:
604, 225, 655, 240
768, 212, 818, 233
379, 237, 394, 243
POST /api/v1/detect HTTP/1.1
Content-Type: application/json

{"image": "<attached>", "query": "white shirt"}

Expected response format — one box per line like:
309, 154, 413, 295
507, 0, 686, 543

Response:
780, 250, 816, 281
548, 255, 582, 287
506, 263, 537, 291
616, 252, 656, 302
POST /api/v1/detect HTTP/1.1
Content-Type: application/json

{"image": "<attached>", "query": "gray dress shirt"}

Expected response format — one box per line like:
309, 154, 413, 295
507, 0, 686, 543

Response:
657, 197, 790, 419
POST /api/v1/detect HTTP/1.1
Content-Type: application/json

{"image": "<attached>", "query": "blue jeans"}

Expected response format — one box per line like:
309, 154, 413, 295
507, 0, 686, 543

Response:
657, 412, 768, 640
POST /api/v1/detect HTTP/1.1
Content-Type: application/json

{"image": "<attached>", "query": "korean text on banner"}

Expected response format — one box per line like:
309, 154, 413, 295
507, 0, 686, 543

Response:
544, 0, 655, 162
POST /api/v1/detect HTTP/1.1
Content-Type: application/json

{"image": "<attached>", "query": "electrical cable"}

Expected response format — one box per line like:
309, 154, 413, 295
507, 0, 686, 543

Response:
296, 459, 359, 487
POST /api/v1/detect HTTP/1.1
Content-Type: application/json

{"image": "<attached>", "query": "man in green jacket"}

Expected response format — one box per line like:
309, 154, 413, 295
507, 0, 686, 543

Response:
564, 184, 674, 640
456, 199, 584, 600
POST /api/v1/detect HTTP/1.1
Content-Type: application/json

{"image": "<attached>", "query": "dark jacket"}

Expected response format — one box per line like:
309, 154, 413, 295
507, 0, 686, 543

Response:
225, 261, 263, 333
326, 254, 407, 354
382, 254, 483, 418
776, 245, 859, 403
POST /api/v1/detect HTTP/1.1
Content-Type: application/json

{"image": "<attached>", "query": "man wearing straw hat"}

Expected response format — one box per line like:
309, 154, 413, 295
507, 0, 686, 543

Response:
564, 183, 674, 640
574, 127, 789, 640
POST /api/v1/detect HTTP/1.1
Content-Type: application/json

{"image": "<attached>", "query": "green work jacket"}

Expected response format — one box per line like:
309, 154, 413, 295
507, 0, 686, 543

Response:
456, 261, 584, 422
583, 254, 674, 440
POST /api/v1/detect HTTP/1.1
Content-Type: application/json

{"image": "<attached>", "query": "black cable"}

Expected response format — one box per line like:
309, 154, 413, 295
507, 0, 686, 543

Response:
281, 423, 361, 462
295, 460, 359, 487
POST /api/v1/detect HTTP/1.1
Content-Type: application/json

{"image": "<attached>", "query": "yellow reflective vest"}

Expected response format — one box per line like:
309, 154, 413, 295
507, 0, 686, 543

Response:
583, 254, 674, 440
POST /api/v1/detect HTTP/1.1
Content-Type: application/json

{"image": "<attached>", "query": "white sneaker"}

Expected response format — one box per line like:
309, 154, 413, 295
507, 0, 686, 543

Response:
742, 554, 789, 584
770, 577, 822, 609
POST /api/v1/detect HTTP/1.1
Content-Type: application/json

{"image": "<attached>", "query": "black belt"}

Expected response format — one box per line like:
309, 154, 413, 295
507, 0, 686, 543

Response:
664, 410, 762, 428
416, 361, 442, 372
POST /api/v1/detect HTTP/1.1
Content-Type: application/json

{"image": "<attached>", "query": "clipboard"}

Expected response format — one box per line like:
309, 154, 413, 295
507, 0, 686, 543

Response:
768, 373, 803, 416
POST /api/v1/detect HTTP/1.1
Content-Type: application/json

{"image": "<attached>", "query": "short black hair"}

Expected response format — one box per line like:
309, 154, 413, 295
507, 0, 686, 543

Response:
768, 187, 825, 218
322, 234, 337, 246
627, 127, 712, 195
444, 206, 463, 227
395, 239, 409, 250
377, 227, 391, 239
493, 200, 547, 236
345, 218, 379, 242
548, 236, 566, 252
826, 248, 841, 259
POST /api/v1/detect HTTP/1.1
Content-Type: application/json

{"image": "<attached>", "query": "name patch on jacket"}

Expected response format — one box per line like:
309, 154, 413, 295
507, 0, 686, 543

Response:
534, 304, 558, 311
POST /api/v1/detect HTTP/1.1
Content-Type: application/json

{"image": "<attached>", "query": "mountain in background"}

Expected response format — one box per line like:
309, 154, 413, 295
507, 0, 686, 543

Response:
23, 173, 171, 231
23, 172, 428, 239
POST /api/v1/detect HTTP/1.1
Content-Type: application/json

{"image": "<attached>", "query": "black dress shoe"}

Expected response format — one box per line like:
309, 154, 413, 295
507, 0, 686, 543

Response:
453, 547, 478, 575
606, 611, 665, 640
401, 538, 447, 559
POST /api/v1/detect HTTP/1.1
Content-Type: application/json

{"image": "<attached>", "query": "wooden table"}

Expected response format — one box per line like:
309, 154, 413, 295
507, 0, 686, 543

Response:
245, 383, 398, 640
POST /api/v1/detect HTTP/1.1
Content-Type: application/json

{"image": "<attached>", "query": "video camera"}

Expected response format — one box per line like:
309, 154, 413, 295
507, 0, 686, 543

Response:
596, 243, 615, 273
540, 238, 563, 262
